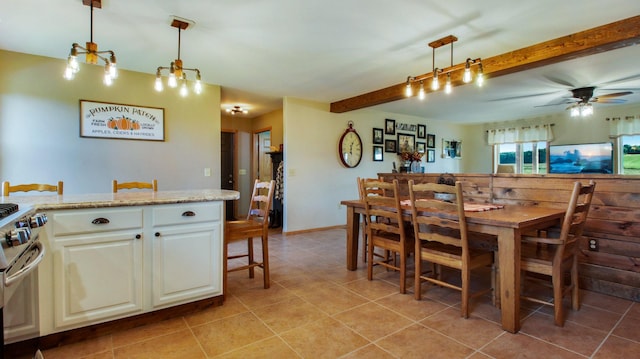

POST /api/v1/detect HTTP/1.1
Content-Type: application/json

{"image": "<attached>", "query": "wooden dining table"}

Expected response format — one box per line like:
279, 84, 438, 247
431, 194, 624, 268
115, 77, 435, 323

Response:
340, 199, 566, 334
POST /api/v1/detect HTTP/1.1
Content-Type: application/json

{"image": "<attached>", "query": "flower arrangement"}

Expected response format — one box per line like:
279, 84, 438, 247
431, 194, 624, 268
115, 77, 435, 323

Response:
399, 151, 424, 162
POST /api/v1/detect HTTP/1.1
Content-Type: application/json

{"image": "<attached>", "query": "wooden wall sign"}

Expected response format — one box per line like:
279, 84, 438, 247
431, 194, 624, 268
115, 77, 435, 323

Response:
80, 100, 165, 141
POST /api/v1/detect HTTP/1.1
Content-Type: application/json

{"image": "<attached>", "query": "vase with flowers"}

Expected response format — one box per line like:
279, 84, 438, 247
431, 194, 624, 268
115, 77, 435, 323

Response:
399, 151, 424, 173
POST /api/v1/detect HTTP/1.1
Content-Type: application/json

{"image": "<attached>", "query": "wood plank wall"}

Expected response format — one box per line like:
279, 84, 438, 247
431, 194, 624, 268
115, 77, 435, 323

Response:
379, 172, 640, 302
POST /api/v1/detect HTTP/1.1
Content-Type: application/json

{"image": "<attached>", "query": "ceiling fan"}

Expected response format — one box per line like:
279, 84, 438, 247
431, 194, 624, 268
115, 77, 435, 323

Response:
537, 86, 633, 108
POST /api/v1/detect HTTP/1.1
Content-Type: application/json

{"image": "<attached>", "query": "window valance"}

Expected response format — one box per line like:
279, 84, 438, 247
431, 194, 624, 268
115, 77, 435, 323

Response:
608, 116, 640, 137
487, 124, 554, 145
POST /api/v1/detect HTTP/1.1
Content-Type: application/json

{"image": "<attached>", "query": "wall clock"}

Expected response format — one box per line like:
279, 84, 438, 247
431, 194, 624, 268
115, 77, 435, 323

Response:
338, 121, 363, 168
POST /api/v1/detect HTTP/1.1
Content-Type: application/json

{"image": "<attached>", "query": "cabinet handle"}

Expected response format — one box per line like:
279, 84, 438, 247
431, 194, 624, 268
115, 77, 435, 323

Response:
182, 211, 196, 217
135, 234, 141, 239
155, 232, 160, 237
91, 218, 110, 225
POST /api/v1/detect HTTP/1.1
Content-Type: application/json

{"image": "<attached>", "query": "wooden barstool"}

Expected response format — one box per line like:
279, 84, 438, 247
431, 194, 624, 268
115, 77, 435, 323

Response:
223, 179, 275, 298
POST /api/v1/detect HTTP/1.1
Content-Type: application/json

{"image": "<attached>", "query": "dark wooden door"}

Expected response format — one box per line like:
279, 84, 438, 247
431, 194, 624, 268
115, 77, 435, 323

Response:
221, 131, 236, 220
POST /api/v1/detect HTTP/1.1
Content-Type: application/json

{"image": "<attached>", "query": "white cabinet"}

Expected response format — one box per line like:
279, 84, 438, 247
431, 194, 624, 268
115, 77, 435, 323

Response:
151, 202, 222, 308
3, 271, 39, 343
50, 208, 144, 330
38, 201, 224, 335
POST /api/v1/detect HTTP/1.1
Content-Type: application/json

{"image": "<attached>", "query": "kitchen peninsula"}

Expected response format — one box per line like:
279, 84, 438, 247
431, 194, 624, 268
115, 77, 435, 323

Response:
2, 189, 238, 344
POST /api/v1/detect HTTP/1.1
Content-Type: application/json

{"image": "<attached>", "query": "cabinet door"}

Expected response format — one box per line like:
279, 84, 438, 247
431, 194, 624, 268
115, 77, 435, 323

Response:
152, 222, 222, 307
54, 232, 143, 329
3, 271, 39, 343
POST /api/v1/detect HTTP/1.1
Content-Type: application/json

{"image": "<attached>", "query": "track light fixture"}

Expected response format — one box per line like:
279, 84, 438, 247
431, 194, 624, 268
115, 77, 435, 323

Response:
64, 0, 118, 86
404, 35, 483, 101
155, 17, 203, 96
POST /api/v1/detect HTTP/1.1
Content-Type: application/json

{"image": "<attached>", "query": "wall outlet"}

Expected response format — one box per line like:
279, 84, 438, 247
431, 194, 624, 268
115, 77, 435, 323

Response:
204, 168, 211, 177
588, 238, 599, 251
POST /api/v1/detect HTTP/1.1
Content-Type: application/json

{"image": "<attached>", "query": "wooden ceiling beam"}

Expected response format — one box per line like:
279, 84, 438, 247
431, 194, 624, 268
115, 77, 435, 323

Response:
330, 15, 640, 113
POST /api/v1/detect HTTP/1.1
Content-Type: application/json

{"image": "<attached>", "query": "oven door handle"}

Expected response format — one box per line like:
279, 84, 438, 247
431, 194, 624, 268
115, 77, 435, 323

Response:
4, 241, 45, 287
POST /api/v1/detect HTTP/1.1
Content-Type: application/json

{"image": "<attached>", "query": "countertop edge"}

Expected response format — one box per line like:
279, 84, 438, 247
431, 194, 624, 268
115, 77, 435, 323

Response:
1, 189, 240, 211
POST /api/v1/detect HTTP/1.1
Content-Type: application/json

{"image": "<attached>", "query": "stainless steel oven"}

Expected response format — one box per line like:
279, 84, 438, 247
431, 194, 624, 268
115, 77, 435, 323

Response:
0, 203, 46, 359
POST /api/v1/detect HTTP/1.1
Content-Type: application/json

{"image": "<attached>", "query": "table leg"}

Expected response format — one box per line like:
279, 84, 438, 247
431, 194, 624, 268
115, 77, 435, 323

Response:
346, 205, 360, 271
497, 227, 521, 333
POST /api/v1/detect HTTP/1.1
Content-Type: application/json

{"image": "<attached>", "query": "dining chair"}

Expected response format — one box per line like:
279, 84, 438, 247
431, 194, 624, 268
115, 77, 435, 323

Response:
2, 181, 64, 196
361, 178, 413, 294
223, 179, 275, 298
112, 179, 158, 193
356, 177, 389, 263
408, 180, 494, 318
520, 180, 596, 326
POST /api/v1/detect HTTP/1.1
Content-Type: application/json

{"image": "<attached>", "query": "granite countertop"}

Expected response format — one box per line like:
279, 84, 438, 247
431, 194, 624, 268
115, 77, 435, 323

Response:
0, 189, 240, 211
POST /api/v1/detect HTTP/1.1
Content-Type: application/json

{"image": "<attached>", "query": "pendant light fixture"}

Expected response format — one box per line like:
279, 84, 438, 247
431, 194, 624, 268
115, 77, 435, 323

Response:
404, 35, 483, 100
154, 17, 203, 96
63, 0, 118, 86
226, 106, 249, 115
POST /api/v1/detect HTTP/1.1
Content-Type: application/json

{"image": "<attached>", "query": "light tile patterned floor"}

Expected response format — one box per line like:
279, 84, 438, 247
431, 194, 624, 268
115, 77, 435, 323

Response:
36, 228, 640, 358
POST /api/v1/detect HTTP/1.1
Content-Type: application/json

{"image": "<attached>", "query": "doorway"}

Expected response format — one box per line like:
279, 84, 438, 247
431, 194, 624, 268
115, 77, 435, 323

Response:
254, 129, 272, 182
221, 131, 236, 220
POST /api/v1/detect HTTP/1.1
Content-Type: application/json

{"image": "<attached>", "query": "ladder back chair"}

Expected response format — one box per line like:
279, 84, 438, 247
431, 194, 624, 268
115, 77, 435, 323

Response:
112, 179, 158, 193
408, 180, 494, 318
357, 177, 388, 263
520, 180, 596, 326
361, 178, 413, 294
223, 179, 275, 298
2, 181, 63, 196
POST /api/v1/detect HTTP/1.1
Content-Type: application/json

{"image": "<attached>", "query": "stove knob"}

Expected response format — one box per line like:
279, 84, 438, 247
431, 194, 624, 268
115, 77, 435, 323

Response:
6, 227, 30, 246
30, 213, 48, 228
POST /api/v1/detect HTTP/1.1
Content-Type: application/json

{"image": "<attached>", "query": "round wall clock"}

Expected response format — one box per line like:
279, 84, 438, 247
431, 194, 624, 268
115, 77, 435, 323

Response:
338, 121, 363, 168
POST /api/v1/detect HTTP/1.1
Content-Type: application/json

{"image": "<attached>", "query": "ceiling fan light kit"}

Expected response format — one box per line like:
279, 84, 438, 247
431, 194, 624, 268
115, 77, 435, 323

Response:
404, 35, 483, 100
154, 17, 203, 97
226, 106, 249, 115
63, 0, 118, 86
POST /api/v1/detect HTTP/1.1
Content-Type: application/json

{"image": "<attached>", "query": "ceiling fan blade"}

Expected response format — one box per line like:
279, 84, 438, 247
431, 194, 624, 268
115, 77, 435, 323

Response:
488, 91, 561, 102
600, 74, 640, 87
592, 98, 628, 104
542, 75, 575, 88
596, 91, 632, 99
534, 99, 574, 108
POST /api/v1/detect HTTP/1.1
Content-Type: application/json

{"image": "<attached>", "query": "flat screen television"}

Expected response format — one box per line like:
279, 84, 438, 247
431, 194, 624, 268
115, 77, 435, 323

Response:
549, 142, 613, 174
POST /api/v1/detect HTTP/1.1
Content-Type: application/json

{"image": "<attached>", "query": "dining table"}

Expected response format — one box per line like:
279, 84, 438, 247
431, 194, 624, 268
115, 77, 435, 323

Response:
340, 199, 566, 334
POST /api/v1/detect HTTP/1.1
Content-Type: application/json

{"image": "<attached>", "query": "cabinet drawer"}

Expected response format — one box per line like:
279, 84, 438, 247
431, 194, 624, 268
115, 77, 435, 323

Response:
152, 202, 221, 227
52, 208, 143, 236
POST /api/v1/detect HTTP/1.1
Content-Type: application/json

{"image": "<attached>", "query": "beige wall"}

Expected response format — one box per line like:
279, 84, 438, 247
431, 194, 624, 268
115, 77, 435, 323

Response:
0, 50, 221, 194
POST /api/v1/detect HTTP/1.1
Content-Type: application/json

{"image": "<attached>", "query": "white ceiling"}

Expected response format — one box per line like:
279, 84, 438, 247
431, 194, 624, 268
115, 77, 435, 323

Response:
2, 0, 640, 123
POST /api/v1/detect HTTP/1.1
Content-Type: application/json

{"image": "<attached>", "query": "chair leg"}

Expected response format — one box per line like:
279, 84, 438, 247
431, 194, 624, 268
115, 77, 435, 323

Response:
223, 238, 229, 300
552, 264, 564, 326
367, 236, 374, 281
461, 266, 470, 318
361, 223, 367, 263
492, 252, 501, 308
571, 254, 580, 311
399, 249, 406, 294
415, 247, 422, 300
261, 234, 270, 289
247, 237, 255, 278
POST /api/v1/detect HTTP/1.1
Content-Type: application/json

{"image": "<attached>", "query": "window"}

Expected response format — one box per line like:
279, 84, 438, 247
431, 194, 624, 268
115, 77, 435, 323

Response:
495, 141, 547, 174
621, 134, 640, 175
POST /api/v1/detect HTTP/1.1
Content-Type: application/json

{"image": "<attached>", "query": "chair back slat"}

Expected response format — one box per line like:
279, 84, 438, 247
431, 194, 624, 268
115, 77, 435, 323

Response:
408, 180, 469, 253
113, 179, 157, 193
246, 180, 275, 229
558, 180, 596, 241
2, 181, 63, 196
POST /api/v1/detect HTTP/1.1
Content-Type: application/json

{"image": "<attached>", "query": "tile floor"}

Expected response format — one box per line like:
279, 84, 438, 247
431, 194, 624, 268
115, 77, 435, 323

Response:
33, 228, 640, 358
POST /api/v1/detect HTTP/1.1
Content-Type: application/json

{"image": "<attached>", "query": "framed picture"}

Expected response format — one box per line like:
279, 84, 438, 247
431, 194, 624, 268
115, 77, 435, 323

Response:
384, 139, 397, 153
372, 128, 383, 144
80, 100, 165, 141
373, 146, 383, 161
442, 139, 462, 158
417, 124, 426, 139
427, 149, 435, 162
416, 142, 426, 153
397, 133, 415, 153
427, 134, 436, 148
385, 118, 396, 135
